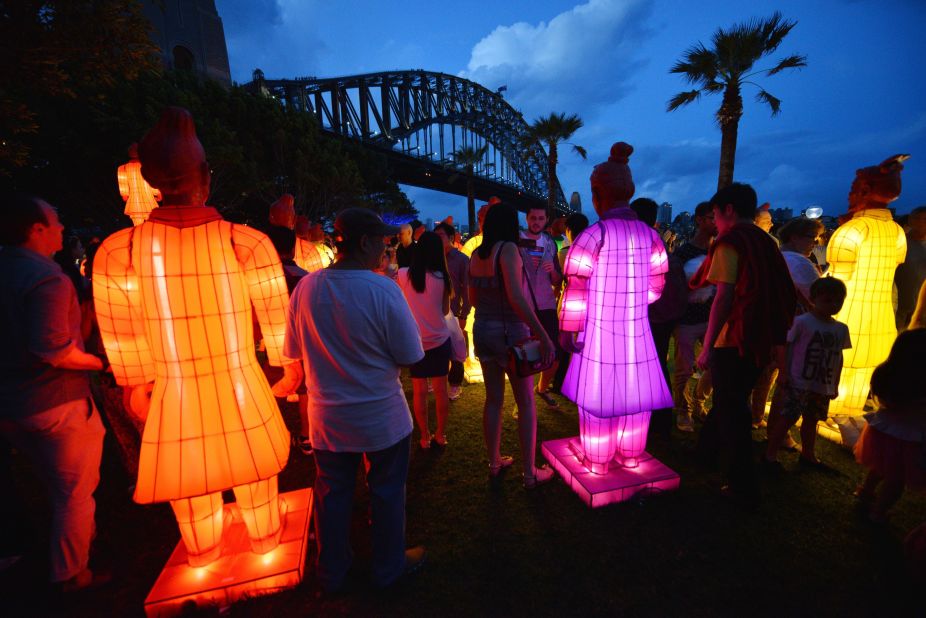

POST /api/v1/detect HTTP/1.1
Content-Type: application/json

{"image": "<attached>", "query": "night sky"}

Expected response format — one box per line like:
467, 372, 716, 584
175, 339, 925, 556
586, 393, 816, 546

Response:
218, 0, 926, 222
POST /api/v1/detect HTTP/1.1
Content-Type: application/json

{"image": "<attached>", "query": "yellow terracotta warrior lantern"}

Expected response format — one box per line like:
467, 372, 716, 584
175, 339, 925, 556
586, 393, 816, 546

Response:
94, 108, 294, 567
827, 154, 908, 421
118, 142, 162, 225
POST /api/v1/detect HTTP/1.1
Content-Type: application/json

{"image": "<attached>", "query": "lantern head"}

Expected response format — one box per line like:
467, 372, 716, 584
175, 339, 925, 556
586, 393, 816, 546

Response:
848, 154, 910, 212
138, 107, 208, 201
269, 194, 296, 229
590, 142, 635, 216
294, 215, 311, 239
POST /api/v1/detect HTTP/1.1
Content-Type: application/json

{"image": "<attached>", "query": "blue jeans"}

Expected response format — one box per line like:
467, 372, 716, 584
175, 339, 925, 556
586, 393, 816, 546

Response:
313, 434, 411, 590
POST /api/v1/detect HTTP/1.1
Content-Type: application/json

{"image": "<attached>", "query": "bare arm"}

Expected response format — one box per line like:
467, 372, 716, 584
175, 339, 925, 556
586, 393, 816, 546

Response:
499, 243, 553, 350
697, 281, 734, 370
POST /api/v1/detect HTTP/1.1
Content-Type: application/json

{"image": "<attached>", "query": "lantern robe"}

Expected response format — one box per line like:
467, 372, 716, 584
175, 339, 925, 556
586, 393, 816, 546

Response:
827, 208, 907, 418
117, 158, 161, 225
559, 207, 673, 470
94, 206, 292, 562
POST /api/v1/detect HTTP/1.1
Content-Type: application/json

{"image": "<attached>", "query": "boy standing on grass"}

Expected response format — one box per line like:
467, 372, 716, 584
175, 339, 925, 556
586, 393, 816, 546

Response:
765, 277, 852, 468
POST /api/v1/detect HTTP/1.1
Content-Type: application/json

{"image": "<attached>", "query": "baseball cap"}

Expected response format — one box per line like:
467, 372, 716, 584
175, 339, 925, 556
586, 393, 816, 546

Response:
333, 208, 401, 240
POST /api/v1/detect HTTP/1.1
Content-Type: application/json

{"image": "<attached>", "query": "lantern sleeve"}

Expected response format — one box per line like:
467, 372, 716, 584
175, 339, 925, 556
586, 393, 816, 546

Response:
233, 225, 292, 367
117, 164, 130, 201
896, 225, 908, 264
648, 233, 669, 304
826, 222, 864, 283
559, 225, 601, 332
93, 228, 156, 386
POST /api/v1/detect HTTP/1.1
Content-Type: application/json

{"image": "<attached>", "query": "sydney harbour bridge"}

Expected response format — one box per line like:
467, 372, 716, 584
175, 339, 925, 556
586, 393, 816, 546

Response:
245, 70, 572, 214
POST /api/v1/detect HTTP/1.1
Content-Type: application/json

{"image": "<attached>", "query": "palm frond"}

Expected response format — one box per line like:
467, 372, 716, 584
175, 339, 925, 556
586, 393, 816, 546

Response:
762, 12, 798, 54
766, 54, 807, 75
666, 89, 701, 112
755, 89, 781, 116
704, 81, 726, 93
669, 43, 719, 85
571, 144, 587, 160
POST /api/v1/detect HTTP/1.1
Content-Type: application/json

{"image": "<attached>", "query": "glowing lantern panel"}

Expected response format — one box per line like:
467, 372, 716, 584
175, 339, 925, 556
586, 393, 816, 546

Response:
826, 209, 906, 417
118, 157, 162, 225
559, 215, 674, 472
93, 217, 292, 564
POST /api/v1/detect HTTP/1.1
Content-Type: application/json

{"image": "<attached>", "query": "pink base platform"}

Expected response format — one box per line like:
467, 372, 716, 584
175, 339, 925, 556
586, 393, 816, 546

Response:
144, 488, 313, 617
541, 437, 680, 508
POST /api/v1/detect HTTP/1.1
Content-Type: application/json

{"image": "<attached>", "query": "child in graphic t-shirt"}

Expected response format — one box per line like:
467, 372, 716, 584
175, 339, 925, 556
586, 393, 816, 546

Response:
765, 277, 851, 467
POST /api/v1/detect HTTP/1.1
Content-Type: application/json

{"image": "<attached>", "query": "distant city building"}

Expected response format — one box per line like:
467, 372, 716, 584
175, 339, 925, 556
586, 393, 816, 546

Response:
770, 207, 794, 223
141, 0, 232, 86
658, 202, 673, 226
570, 192, 582, 213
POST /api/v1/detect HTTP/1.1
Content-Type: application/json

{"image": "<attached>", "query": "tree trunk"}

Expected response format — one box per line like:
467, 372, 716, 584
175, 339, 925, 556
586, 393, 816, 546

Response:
716, 85, 743, 190
466, 166, 476, 234
547, 143, 558, 215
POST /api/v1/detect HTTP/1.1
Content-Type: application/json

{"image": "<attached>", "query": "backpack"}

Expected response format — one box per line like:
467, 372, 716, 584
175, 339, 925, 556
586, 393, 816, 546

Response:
648, 242, 688, 323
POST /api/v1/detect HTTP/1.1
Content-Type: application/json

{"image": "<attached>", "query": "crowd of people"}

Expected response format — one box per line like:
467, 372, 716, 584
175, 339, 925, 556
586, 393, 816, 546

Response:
2, 106, 925, 596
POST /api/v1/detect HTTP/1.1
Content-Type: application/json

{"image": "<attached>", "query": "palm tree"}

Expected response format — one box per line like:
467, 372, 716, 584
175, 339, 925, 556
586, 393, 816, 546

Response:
451, 144, 489, 234
667, 12, 806, 190
523, 113, 587, 213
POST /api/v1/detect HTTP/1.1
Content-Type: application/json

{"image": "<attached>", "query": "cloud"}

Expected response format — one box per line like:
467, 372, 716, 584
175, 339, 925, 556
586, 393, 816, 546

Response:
461, 0, 652, 119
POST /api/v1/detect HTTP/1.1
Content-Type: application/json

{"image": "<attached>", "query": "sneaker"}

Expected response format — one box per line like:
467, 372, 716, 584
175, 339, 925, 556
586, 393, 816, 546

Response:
676, 412, 694, 433
55, 568, 112, 594
448, 384, 462, 401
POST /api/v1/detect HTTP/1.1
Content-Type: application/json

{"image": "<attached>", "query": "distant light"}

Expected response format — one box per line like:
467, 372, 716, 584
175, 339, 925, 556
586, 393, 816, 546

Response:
805, 206, 823, 219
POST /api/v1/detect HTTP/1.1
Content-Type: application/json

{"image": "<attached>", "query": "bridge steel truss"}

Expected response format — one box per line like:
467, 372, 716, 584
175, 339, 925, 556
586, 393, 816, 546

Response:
247, 70, 570, 214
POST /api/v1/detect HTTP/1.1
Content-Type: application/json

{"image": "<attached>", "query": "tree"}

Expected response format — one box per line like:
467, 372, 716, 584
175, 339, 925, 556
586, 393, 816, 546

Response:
450, 144, 489, 233
522, 113, 586, 213
667, 12, 806, 190
0, 0, 159, 175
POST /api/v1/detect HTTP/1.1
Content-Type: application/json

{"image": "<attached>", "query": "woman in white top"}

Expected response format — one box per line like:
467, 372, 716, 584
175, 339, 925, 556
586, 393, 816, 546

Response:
777, 217, 825, 308
398, 232, 452, 449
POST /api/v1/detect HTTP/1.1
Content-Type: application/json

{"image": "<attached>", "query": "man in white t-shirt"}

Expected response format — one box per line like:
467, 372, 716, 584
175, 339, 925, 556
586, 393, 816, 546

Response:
275, 208, 425, 593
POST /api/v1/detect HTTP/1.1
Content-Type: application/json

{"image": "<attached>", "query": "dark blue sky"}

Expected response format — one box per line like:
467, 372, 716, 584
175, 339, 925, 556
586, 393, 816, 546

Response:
218, 0, 926, 222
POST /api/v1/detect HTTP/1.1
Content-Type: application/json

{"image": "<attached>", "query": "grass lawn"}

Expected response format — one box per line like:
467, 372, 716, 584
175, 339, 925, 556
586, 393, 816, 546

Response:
2, 376, 924, 617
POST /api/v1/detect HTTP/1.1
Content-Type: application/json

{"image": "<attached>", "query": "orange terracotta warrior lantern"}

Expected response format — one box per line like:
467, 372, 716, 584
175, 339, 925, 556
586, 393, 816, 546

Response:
118, 142, 162, 225
94, 108, 293, 567
827, 155, 908, 421
293, 214, 327, 273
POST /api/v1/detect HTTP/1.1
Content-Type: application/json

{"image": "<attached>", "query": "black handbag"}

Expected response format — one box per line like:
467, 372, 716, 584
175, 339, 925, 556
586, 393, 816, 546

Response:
495, 242, 553, 377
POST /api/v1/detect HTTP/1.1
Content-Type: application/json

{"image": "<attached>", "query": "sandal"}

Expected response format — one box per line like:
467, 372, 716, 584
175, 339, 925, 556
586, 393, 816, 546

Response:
489, 456, 514, 477
535, 390, 560, 410
419, 437, 432, 450
523, 464, 554, 489
432, 435, 448, 447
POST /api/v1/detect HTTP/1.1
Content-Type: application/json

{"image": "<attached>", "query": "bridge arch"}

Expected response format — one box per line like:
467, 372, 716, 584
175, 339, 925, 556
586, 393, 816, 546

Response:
246, 70, 571, 213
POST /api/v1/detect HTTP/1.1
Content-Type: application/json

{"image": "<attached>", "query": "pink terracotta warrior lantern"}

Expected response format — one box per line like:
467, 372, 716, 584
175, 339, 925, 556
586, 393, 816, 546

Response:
558, 142, 674, 474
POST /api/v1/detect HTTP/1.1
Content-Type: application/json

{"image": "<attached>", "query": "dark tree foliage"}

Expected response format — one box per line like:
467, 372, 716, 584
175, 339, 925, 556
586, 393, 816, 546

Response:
0, 1, 413, 232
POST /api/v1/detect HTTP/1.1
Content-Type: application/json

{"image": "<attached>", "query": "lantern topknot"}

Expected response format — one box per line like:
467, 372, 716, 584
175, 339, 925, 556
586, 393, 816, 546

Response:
590, 141, 635, 208
138, 107, 206, 195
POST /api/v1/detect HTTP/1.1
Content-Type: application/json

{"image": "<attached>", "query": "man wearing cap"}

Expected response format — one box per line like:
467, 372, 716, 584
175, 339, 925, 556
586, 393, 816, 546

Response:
275, 207, 426, 592
93, 107, 294, 565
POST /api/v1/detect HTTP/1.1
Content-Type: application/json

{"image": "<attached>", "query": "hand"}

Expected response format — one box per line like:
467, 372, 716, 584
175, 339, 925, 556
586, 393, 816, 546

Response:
271, 361, 302, 398
696, 347, 712, 371
559, 331, 584, 354
542, 261, 554, 273
126, 383, 153, 424
539, 334, 556, 367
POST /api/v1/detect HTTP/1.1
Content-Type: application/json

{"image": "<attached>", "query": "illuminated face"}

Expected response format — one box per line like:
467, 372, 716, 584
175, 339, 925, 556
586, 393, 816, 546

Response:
37, 201, 65, 255
695, 211, 717, 236
399, 226, 412, 246
526, 208, 548, 235
712, 204, 737, 235
755, 210, 773, 232
434, 228, 452, 252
